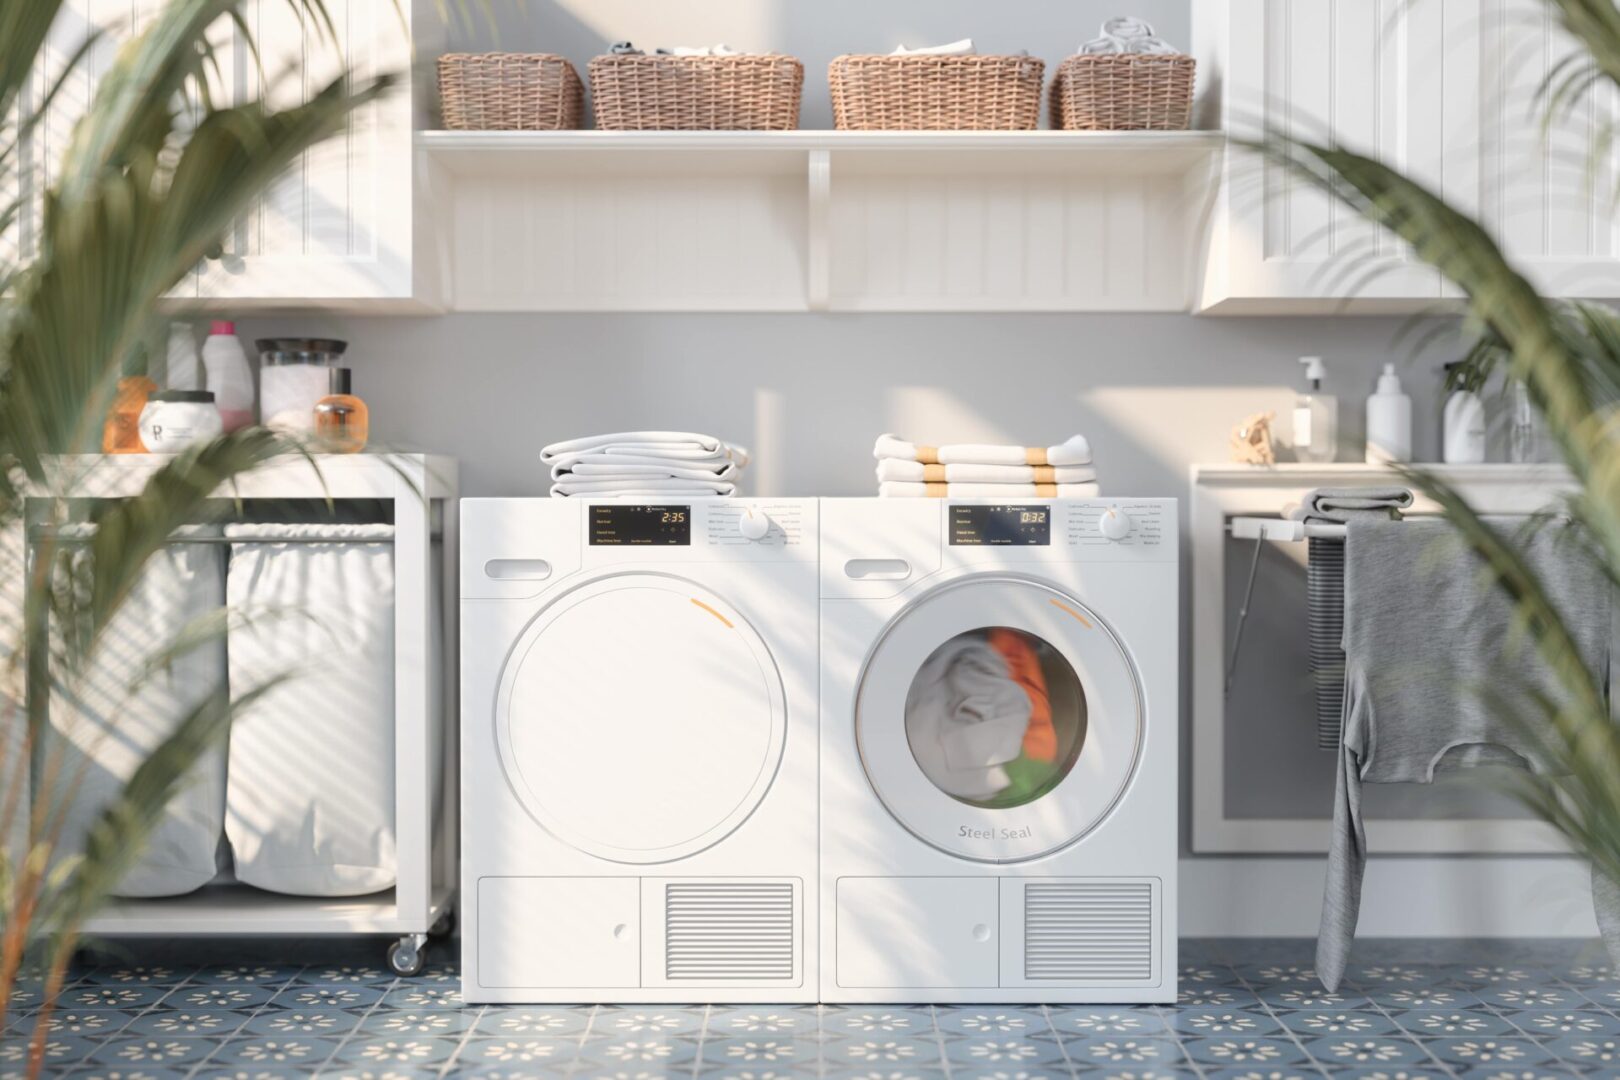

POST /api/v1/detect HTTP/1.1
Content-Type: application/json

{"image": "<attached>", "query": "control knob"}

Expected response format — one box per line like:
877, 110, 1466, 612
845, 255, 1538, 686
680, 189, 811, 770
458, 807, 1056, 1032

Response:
1099, 507, 1133, 541
739, 508, 772, 541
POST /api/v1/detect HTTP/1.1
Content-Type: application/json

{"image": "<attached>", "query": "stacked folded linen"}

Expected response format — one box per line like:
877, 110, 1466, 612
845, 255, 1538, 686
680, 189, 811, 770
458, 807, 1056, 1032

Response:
874, 433, 1100, 498
541, 431, 750, 498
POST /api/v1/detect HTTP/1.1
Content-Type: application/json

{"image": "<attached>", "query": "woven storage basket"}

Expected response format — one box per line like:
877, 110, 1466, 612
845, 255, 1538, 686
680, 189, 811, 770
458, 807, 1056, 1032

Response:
588, 54, 804, 130
438, 53, 584, 130
828, 54, 1045, 130
1050, 53, 1195, 131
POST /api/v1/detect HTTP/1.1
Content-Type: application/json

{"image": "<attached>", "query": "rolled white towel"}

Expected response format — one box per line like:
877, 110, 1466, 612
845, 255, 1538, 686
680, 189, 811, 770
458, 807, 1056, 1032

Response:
874, 432, 1093, 468
658, 43, 741, 57
879, 481, 1101, 499
891, 38, 975, 56
876, 459, 1097, 485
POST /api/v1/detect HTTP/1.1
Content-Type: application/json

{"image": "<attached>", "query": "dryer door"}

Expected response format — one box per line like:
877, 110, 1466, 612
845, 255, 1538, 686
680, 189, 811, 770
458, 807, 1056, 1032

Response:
855, 576, 1142, 862
496, 572, 786, 864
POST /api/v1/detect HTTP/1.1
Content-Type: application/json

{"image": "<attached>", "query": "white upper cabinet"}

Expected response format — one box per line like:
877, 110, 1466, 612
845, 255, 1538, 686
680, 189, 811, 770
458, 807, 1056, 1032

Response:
12, 0, 441, 309
1195, 0, 1620, 313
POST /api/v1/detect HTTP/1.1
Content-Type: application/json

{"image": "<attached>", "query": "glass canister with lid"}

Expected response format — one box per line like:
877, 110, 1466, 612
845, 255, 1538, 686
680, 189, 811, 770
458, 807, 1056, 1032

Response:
257, 338, 348, 433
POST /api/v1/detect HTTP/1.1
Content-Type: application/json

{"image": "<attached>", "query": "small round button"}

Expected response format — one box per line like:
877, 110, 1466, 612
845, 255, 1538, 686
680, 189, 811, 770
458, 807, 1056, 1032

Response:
1099, 507, 1132, 541
971, 923, 991, 943
738, 508, 772, 541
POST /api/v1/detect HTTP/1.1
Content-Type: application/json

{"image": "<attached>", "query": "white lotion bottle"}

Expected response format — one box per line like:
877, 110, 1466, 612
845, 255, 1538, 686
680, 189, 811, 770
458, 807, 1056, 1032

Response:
1293, 356, 1339, 463
202, 320, 255, 432
1365, 362, 1412, 464
165, 322, 201, 391
1442, 364, 1487, 463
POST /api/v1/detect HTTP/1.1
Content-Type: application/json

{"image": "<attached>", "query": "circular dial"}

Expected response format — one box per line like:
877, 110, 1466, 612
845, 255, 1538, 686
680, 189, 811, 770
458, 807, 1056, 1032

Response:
738, 508, 772, 541
1099, 507, 1133, 541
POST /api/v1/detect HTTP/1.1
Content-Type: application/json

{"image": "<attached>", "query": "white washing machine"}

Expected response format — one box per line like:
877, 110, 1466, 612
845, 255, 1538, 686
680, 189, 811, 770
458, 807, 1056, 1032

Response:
819, 498, 1177, 1003
460, 498, 818, 1003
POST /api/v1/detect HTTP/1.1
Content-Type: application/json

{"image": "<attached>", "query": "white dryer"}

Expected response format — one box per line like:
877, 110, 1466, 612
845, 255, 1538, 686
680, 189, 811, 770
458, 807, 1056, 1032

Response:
819, 498, 1177, 1003
460, 498, 817, 1003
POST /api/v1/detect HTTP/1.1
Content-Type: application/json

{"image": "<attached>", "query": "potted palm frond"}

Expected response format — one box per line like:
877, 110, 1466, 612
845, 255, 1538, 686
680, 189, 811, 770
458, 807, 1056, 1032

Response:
1258, 0, 1620, 964
0, 2, 391, 1074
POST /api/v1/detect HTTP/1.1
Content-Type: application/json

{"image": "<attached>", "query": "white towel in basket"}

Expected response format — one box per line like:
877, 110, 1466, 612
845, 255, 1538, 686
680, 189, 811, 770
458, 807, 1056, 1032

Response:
224, 523, 397, 897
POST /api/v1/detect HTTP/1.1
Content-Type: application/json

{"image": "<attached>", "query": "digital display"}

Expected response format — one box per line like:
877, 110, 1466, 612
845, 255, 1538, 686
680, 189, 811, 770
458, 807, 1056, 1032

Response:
950, 504, 1051, 546
589, 505, 691, 546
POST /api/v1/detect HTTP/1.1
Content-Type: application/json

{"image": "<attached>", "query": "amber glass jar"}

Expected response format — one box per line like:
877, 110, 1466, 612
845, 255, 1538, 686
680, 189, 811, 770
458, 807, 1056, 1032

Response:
102, 375, 158, 453
313, 367, 368, 453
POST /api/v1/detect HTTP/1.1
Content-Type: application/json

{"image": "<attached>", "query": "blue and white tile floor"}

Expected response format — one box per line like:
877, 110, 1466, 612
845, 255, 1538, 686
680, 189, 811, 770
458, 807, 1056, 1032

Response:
6, 937, 1620, 1078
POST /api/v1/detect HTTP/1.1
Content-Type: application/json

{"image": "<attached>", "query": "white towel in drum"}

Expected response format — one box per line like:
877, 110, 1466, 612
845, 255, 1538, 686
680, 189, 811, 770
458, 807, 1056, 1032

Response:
905, 637, 1029, 800
876, 458, 1098, 485
879, 481, 1102, 499
875, 433, 1093, 468
48, 524, 227, 898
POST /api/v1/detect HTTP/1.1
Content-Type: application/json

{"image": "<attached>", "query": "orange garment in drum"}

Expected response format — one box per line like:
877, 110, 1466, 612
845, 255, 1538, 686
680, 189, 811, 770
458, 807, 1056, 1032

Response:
988, 628, 1057, 762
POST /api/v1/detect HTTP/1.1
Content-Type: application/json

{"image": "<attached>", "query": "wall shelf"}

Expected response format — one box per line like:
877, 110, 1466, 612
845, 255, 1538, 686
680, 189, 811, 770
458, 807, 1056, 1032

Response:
416, 130, 1224, 313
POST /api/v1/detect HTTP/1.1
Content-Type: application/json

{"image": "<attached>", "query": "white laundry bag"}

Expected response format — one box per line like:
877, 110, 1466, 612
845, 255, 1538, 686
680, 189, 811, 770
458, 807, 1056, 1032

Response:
47, 524, 228, 898
225, 523, 396, 896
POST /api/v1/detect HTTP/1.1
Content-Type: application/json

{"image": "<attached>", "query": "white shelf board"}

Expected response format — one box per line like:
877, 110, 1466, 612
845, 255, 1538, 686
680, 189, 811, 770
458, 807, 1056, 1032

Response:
82, 885, 454, 936
417, 129, 1226, 177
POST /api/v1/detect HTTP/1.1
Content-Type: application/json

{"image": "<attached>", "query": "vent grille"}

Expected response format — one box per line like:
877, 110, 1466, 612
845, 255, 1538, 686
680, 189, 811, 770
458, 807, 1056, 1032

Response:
1024, 881, 1154, 982
664, 881, 795, 982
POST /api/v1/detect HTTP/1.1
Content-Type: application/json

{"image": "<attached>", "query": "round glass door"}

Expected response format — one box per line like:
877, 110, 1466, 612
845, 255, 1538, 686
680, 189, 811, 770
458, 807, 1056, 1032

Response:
496, 573, 785, 864
857, 577, 1142, 862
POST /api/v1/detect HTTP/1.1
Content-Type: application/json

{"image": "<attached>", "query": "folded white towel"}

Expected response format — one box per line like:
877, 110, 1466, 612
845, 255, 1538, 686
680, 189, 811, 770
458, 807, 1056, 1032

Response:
660, 43, 740, 57
554, 454, 742, 483
875, 433, 1093, 468
876, 459, 1098, 485
551, 478, 736, 498
542, 431, 745, 462
891, 38, 976, 56
879, 481, 1102, 499
1080, 16, 1179, 55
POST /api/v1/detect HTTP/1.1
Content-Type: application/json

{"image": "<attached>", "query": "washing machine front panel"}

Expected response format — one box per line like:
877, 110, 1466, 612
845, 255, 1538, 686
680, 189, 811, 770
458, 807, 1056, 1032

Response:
855, 575, 1142, 863
497, 571, 786, 865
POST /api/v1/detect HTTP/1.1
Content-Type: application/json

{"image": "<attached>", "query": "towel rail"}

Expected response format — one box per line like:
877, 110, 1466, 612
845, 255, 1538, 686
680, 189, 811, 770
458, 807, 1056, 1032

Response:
26, 528, 443, 545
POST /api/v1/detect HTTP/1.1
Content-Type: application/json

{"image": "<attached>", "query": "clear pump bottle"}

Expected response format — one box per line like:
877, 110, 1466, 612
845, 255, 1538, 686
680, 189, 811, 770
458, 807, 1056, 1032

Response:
1293, 356, 1339, 463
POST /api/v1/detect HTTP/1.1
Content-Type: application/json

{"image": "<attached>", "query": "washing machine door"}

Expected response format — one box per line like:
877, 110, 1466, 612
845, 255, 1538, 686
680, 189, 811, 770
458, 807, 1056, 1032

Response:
495, 572, 786, 864
855, 575, 1142, 863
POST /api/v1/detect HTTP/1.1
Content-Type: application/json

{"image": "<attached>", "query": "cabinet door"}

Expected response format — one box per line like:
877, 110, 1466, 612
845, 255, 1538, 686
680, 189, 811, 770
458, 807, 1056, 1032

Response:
1200, 0, 1477, 310
194, 0, 414, 303
1468, 0, 1620, 299
18, 2, 199, 296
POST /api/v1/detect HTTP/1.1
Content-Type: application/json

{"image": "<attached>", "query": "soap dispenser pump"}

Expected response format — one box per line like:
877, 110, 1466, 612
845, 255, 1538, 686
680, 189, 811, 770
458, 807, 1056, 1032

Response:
1293, 355, 1338, 463
1365, 362, 1412, 464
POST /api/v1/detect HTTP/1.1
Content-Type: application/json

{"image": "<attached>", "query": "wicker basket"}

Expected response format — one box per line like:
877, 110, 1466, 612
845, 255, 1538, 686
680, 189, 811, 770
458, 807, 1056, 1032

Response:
437, 53, 584, 131
828, 54, 1046, 131
1050, 54, 1195, 131
588, 54, 804, 130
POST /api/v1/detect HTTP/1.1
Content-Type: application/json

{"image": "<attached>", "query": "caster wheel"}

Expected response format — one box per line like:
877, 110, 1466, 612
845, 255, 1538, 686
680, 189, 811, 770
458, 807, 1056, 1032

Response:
429, 909, 456, 939
387, 936, 426, 977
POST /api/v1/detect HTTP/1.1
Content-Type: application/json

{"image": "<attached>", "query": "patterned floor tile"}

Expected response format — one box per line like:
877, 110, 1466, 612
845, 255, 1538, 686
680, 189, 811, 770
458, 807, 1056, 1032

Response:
593, 1005, 706, 1036
1423, 1036, 1554, 1067
60, 984, 172, 1010
701, 1033, 821, 1066
1203, 1069, 1322, 1080
1302, 1034, 1431, 1066
1512, 1009, 1620, 1037
934, 1006, 1050, 1036
1368, 984, 1485, 1009
817, 1069, 947, 1080
1540, 1032, 1620, 1067
1180, 1036, 1309, 1066
822, 1034, 941, 1066
268, 983, 386, 1010
1066, 1035, 1186, 1066
940, 1034, 1068, 1067
238, 1007, 365, 1038
707, 1006, 820, 1037
208, 1035, 342, 1067
471, 1006, 591, 1038
1476, 983, 1576, 1008
1169, 1008, 1282, 1037
1276, 1007, 1397, 1037
821, 1007, 934, 1036
1051, 1005, 1168, 1036
165, 984, 278, 1010
9, 1008, 132, 1039
376, 984, 463, 1010
457, 1036, 586, 1069
125, 1007, 252, 1038
357, 1007, 474, 1037
86, 1035, 222, 1067
1392, 1007, 1516, 1037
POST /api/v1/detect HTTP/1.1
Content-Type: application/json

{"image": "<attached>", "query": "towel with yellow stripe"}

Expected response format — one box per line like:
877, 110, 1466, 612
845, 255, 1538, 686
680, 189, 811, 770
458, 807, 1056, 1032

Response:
875, 433, 1098, 498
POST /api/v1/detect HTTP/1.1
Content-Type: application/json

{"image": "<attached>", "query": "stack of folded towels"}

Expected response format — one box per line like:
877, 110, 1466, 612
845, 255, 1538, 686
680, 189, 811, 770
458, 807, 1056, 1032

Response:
874, 433, 1099, 498
540, 431, 749, 498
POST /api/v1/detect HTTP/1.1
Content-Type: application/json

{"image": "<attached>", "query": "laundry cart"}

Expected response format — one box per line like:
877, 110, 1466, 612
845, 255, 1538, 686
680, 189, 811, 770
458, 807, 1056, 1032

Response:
3, 453, 458, 975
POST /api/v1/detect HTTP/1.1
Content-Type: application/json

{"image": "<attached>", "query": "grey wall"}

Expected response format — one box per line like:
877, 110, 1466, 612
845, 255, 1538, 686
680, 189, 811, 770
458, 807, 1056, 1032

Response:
237, 313, 1456, 499
444, 0, 1191, 129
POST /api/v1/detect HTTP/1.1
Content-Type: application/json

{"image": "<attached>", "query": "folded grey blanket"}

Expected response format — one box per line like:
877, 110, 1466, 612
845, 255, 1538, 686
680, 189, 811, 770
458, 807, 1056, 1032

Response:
1290, 487, 1414, 523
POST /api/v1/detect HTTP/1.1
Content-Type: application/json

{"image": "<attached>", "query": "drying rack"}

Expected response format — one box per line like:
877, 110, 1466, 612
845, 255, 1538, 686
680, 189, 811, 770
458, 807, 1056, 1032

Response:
1224, 515, 1348, 693
3, 454, 459, 976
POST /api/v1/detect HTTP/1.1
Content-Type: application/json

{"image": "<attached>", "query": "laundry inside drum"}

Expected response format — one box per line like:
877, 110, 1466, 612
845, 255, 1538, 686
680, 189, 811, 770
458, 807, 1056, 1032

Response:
903, 626, 1087, 810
